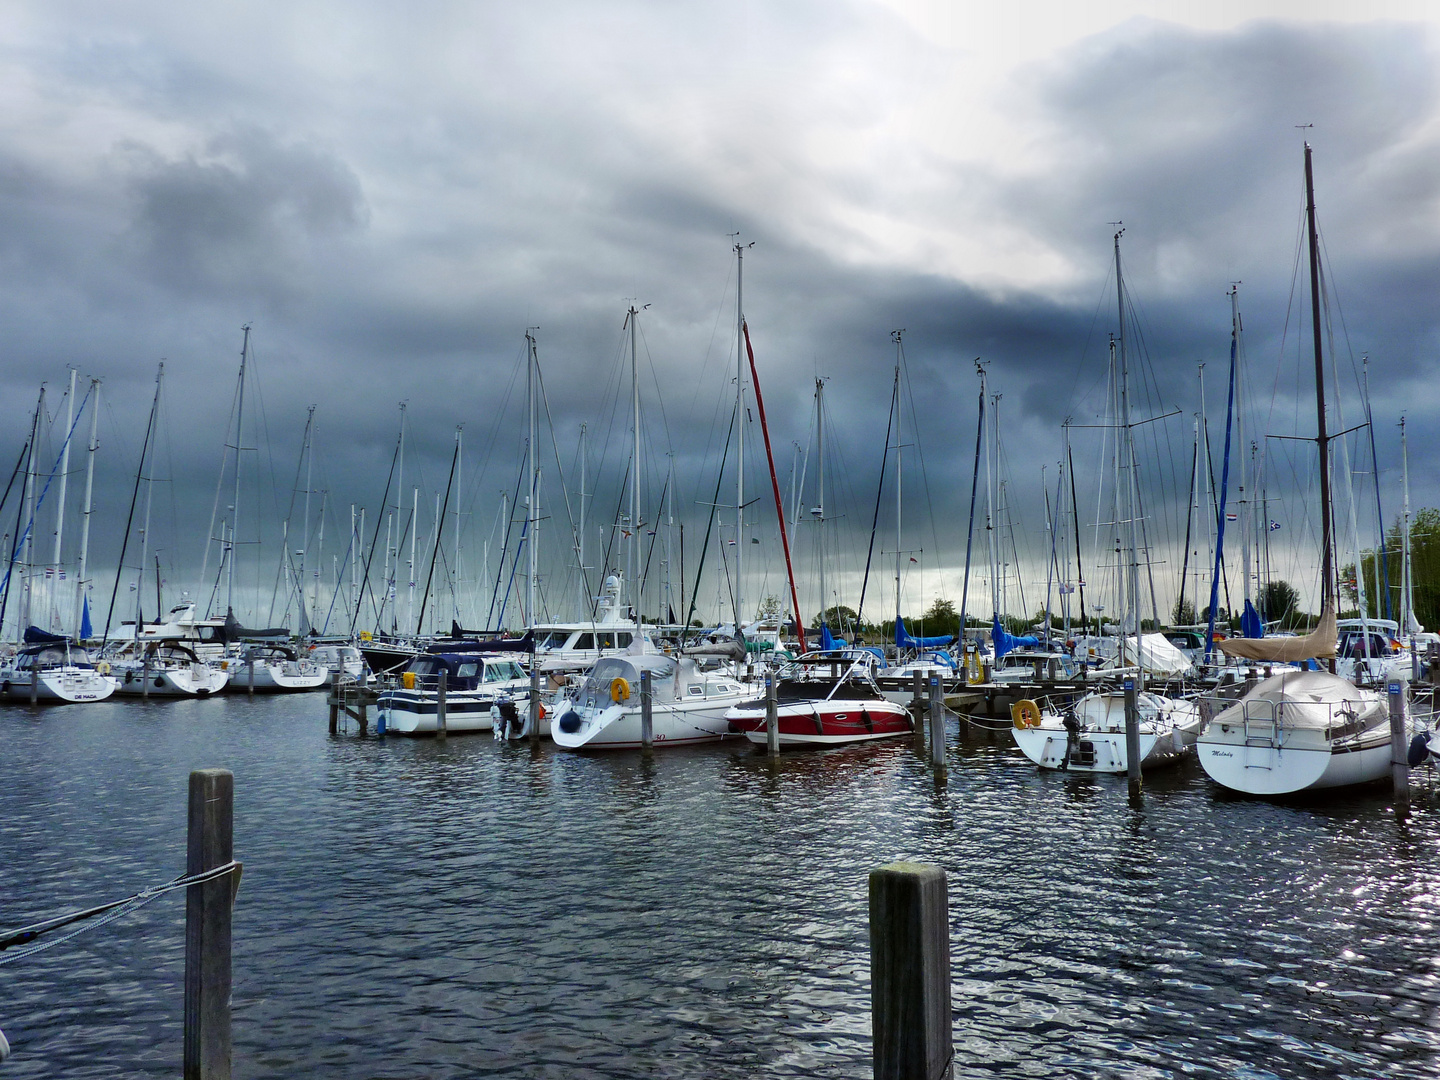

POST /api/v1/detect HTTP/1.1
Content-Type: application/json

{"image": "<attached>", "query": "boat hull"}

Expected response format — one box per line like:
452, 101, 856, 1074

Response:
551, 699, 736, 749
727, 699, 913, 748
1197, 727, 1392, 794
0, 668, 117, 703
377, 689, 516, 735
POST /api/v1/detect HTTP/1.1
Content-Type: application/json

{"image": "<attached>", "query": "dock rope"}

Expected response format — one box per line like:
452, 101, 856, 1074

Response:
0, 861, 241, 967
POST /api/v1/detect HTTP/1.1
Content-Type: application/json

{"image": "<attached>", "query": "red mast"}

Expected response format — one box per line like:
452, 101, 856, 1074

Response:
742, 322, 807, 654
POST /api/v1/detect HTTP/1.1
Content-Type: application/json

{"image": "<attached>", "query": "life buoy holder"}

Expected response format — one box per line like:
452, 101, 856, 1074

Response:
610, 676, 631, 703
96, 661, 111, 676
1011, 699, 1042, 729
402, 671, 416, 690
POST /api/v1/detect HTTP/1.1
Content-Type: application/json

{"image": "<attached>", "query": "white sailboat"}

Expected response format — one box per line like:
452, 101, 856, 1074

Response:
1012, 229, 1200, 773
1198, 144, 1391, 796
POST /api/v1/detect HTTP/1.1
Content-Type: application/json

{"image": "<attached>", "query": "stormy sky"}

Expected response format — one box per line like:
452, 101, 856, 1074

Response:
2, 1, 1438, 636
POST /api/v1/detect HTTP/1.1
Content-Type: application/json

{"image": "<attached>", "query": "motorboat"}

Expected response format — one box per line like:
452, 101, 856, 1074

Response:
307, 642, 367, 684
725, 651, 913, 748
377, 651, 531, 735
1011, 688, 1201, 773
551, 652, 753, 750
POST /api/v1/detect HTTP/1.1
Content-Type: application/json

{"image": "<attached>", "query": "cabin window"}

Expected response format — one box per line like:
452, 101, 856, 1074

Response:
485, 661, 524, 682
687, 686, 703, 696
573, 633, 594, 650
615, 632, 632, 647
596, 633, 615, 650
456, 663, 479, 679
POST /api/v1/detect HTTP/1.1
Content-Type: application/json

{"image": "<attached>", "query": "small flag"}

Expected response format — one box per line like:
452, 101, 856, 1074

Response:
622, 529, 632, 538
58, 570, 65, 580
751, 537, 760, 545
727, 539, 736, 545
44, 567, 54, 578
129, 582, 137, 591
1077, 579, 1087, 587
1269, 520, 1282, 531
1059, 583, 1075, 594
909, 556, 918, 563
1226, 512, 1237, 522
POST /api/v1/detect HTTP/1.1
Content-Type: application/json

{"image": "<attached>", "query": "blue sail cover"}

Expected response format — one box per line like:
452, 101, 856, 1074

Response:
23, 625, 68, 645
819, 624, 848, 650
896, 617, 954, 650
991, 615, 1038, 660
1240, 599, 1263, 639
80, 595, 92, 640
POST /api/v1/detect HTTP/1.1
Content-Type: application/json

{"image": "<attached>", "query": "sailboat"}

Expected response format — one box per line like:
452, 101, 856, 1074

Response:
552, 299, 756, 750
1197, 144, 1392, 796
1012, 229, 1200, 773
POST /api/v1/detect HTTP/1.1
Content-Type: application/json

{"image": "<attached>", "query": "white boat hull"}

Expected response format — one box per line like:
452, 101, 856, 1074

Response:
1197, 727, 1392, 794
551, 699, 736, 749
1011, 724, 1173, 773
378, 689, 524, 735
0, 667, 117, 703
221, 658, 327, 692
113, 663, 229, 697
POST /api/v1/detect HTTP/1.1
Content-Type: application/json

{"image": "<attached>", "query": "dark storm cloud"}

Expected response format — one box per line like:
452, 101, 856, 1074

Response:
1, 7, 1437, 626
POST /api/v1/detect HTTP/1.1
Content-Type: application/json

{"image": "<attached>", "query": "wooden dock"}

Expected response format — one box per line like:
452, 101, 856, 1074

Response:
327, 677, 380, 735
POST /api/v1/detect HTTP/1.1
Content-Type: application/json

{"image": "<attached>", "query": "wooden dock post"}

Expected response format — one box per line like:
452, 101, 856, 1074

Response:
528, 662, 541, 747
436, 669, 447, 739
928, 674, 944, 767
246, 655, 255, 696
327, 666, 341, 734
29, 664, 38, 704
1389, 681, 1409, 804
870, 862, 951, 1080
1123, 678, 1141, 797
765, 670, 778, 757
185, 769, 233, 1080
640, 669, 653, 752
911, 669, 924, 707
142, 650, 152, 699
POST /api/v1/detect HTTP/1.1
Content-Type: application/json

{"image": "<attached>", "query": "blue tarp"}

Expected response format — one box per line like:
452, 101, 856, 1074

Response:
23, 625, 68, 645
1240, 599, 1263, 639
895, 617, 954, 650
991, 616, 1038, 660
80, 595, 92, 640
819, 625, 848, 650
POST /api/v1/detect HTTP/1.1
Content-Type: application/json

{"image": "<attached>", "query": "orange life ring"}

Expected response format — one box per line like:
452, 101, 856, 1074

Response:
1011, 699, 1042, 729
610, 677, 631, 703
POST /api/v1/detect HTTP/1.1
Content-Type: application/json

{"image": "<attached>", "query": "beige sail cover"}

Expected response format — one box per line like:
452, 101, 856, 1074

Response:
1217, 604, 1336, 662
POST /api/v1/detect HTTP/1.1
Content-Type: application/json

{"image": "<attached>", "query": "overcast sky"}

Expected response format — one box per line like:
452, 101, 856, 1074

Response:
2, 1, 1438, 635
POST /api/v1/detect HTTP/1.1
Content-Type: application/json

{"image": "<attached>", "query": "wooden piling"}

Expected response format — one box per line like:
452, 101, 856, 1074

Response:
766, 670, 779, 757
1123, 678, 1141, 797
869, 862, 952, 1080
928, 674, 944, 767
1389, 681, 1409, 803
640, 669, 653, 752
436, 669, 447, 739
185, 769, 233, 1080
327, 667, 340, 734
246, 656, 255, 696
142, 650, 151, 699
911, 669, 923, 707
529, 662, 541, 747
30, 665, 38, 705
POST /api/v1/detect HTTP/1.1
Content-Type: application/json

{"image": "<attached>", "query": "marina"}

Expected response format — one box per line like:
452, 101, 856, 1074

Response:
2, 692, 1440, 1078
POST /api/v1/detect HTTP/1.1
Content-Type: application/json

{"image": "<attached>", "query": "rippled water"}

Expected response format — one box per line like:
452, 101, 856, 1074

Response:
2, 694, 1439, 1078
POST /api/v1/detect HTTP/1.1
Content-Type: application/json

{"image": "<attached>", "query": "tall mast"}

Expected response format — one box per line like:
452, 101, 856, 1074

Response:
453, 426, 463, 626
73, 378, 100, 636
1232, 286, 1250, 610
301, 405, 314, 627
816, 378, 826, 629
228, 327, 249, 616
20, 387, 42, 632
526, 329, 539, 630
136, 363, 163, 636
986, 385, 999, 621
578, 423, 588, 615
408, 490, 418, 630
1305, 143, 1335, 614
1401, 416, 1416, 633
1114, 228, 1139, 656
49, 369, 77, 629
734, 239, 748, 628
665, 452, 674, 623
629, 306, 642, 627
893, 330, 903, 635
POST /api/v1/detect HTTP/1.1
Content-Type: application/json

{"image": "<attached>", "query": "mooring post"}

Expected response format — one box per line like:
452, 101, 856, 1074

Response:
436, 668, 448, 739
185, 768, 234, 1080
30, 664, 38, 704
1124, 677, 1141, 797
640, 668, 653, 752
246, 655, 255, 696
766, 669, 779, 757
1389, 681, 1409, 803
911, 669, 923, 707
529, 661, 541, 747
870, 862, 952, 1080
928, 673, 944, 766
142, 649, 152, 699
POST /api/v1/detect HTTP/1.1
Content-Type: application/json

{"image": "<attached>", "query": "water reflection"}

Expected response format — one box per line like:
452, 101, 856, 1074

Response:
1, 695, 1439, 1077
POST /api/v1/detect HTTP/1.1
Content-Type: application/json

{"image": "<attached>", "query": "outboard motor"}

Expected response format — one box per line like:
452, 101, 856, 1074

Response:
491, 699, 521, 740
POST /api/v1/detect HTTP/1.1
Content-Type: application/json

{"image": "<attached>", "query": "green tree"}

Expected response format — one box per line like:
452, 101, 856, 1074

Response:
1172, 598, 1197, 626
1260, 580, 1300, 628
815, 605, 858, 630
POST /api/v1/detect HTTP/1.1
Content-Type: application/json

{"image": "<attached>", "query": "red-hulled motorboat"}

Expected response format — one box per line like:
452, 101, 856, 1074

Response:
725, 651, 914, 747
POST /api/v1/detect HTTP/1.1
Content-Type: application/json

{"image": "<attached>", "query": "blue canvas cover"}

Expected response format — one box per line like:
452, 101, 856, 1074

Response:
895, 616, 953, 650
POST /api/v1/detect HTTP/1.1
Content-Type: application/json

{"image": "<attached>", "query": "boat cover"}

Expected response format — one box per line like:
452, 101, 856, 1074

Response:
991, 617, 1038, 659
1219, 605, 1336, 662
895, 617, 952, 649
1212, 669, 1383, 731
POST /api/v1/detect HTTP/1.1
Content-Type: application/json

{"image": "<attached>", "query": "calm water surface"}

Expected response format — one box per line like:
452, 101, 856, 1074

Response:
2, 694, 1439, 1078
